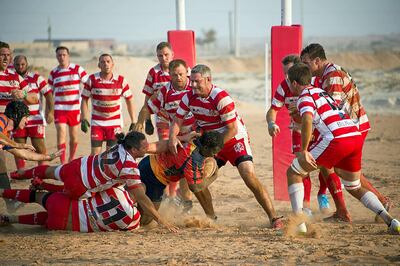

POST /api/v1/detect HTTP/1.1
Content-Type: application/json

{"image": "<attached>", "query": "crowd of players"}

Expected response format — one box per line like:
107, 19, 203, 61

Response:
0, 40, 398, 235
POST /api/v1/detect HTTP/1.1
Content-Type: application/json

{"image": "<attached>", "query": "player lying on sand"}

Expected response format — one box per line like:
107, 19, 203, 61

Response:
0, 186, 145, 232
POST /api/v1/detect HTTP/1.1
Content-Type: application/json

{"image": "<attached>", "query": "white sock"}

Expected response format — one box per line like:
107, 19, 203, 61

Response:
288, 183, 304, 214
360, 191, 391, 225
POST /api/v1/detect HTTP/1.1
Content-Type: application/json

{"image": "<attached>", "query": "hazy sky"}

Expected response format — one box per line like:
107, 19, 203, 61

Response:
1, 0, 399, 42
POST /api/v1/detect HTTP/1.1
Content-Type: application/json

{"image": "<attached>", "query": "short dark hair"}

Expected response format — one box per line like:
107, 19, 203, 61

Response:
198, 131, 224, 157
301, 43, 326, 60
116, 131, 146, 150
169, 59, 187, 72
4, 101, 30, 129
288, 63, 312, 86
55, 46, 70, 54
282, 54, 301, 66
0, 41, 10, 49
99, 53, 113, 62
156, 41, 172, 52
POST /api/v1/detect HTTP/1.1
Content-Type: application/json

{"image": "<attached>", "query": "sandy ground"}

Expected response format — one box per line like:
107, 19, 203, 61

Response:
0, 53, 399, 265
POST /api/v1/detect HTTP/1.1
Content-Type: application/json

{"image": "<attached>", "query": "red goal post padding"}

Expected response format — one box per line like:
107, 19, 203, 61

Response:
271, 25, 303, 201
167, 30, 196, 68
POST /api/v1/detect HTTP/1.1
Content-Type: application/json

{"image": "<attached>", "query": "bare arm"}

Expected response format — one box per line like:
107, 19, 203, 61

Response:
221, 121, 238, 144
125, 97, 136, 125
266, 108, 280, 137
130, 185, 178, 232
134, 95, 151, 132
8, 148, 62, 161
80, 97, 90, 122
11, 90, 39, 104
44, 93, 54, 124
168, 118, 184, 155
0, 132, 35, 151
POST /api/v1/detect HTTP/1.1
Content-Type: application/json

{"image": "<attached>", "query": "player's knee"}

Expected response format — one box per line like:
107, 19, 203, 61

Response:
342, 179, 361, 191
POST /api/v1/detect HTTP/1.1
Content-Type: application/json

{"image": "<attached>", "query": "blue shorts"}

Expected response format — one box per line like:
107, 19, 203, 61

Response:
138, 156, 166, 202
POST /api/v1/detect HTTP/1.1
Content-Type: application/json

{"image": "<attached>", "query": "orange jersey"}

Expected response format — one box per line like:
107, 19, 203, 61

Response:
0, 114, 11, 150
149, 141, 206, 186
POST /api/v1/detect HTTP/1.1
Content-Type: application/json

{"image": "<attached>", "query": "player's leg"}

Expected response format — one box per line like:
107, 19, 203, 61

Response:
177, 178, 193, 213
0, 150, 20, 213
68, 124, 79, 162
137, 156, 166, 226
30, 125, 47, 166
237, 160, 282, 228
13, 137, 27, 170
193, 187, 216, 219
0, 189, 49, 227
336, 168, 399, 234
320, 166, 351, 222
55, 123, 67, 164
293, 131, 312, 213
10, 165, 58, 180
317, 172, 330, 212
286, 162, 308, 233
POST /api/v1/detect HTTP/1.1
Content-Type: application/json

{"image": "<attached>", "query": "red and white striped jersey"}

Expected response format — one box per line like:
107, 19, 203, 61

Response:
147, 80, 195, 134
79, 144, 142, 197
297, 86, 361, 140
0, 68, 28, 113
271, 79, 297, 111
176, 85, 247, 139
74, 186, 140, 232
82, 73, 132, 127
320, 63, 370, 133
22, 72, 52, 127
48, 64, 88, 112
142, 64, 170, 97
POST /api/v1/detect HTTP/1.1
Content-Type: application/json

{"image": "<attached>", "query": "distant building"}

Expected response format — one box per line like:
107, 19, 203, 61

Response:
33, 38, 117, 53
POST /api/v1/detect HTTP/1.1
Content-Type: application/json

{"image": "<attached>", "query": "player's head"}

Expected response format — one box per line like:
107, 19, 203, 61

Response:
4, 101, 30, 130
116, 131, 148, 158
169, 59, 188, 90
156, 42, 174, 69
190, 64, 212, 98
300, 43, 326, 76
14, 55, 28, 76
287, 63, 312, 95
55, 46, 70, 67
98, 53, 114, 74
198, 131, 224, 157
0, 41, 12, 71
282, 54, 301, 78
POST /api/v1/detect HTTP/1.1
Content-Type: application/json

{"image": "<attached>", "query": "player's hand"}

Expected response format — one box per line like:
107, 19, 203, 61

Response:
46, 111, 54, 124
81, 119, 90, 133
298, 151, 317, 172
178, 131, 201, 143
168, 136, 183, 155
268, 121, 280, 137
11, 89, 25, 100
133, 122, 144, 133
129, 122, 136, 132
159, 219, 179, 233
47, 149, 64, 161
18, 143, 36, 152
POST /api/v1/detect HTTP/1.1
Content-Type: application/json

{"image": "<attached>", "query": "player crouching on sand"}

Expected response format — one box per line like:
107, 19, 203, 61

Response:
138, 131, 224, 226
285, 63, 400, 235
